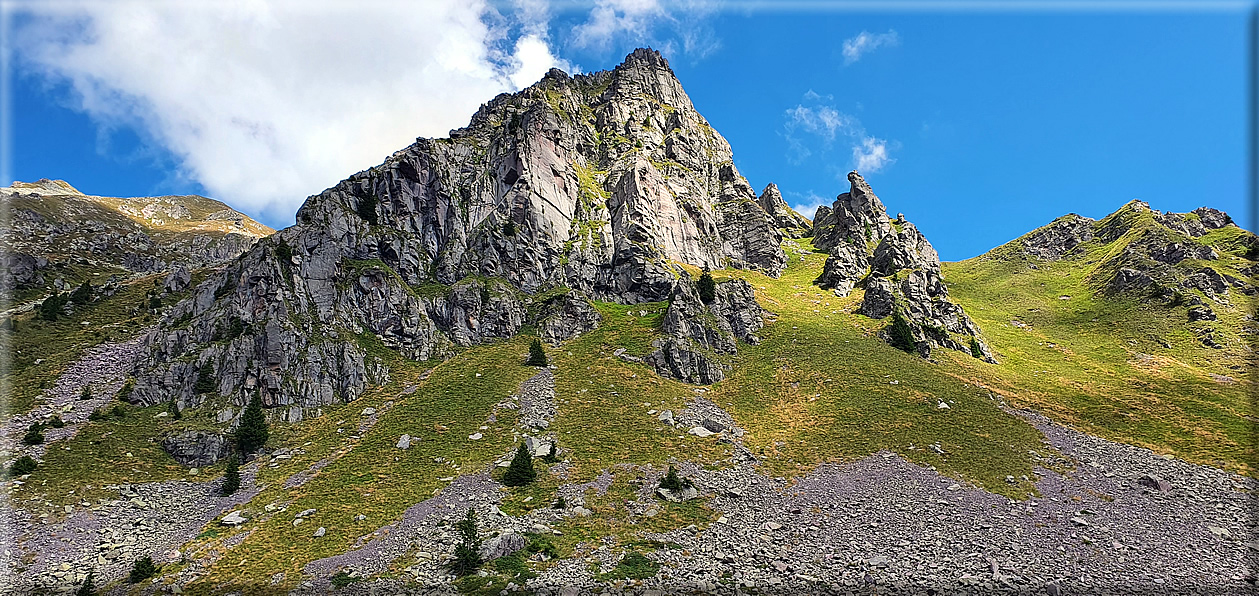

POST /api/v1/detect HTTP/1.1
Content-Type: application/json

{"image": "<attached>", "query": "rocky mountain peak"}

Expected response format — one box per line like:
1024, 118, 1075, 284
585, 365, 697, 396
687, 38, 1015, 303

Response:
8, 179, 84, 196
811, 171, 894, 252
756, 183, 811, 239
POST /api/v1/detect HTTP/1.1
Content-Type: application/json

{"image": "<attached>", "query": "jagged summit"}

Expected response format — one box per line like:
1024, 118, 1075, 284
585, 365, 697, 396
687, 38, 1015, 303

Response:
812, 171, 993, 362
757, 183, 811, 238
128, 48, 800, 410
7, 178, 84, 196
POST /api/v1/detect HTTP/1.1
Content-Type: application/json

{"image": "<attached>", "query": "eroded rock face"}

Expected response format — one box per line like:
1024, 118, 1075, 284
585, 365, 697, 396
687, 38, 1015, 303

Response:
813, 172, 993, 362
1021, 215, 1095, 260
130, 48, 786, 411
534, 291, 602, 345
757, 183, 811, 238
647, 277, 764, 384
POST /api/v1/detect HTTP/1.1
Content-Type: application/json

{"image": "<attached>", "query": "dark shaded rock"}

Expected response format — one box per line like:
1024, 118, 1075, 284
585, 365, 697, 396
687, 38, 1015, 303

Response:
164, 263, 192, 293
534, 291, 602, 345
160, 430, 230, 467
701, 419, 726, 433
1, 252, 49, 290
1109, 268, 1156, 294
1181, 268, 1229, 299
1188, 305, 1216, 322
1137, 474, 1171, 492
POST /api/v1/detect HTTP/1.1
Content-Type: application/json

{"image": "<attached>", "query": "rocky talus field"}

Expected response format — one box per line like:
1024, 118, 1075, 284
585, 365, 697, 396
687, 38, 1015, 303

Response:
1, 49, 1255, 595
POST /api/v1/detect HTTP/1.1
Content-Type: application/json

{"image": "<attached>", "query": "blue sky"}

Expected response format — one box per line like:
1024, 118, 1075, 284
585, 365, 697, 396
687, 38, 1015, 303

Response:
4, 1, 1253, 261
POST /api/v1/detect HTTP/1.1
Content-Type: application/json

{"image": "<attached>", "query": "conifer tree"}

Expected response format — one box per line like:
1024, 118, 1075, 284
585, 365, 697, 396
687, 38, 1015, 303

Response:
887, 309, 917, 354
697, 269, 716, 304
168, 400, 182, 420
526, 338, 547, 367
502, 443, 536, 487
235, 393, 269, 455
220, 454, 241, 496
194, 365, 216, 394
449, 508, 482, 576
76, 572, 95, 596
127, 556, 159, 583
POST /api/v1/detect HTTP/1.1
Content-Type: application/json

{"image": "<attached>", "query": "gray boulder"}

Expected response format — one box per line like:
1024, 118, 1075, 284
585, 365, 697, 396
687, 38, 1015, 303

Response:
164, 263, 192, 293
534, 291, 601, 345
481, 531, 527, 561
160, 430, 231, 467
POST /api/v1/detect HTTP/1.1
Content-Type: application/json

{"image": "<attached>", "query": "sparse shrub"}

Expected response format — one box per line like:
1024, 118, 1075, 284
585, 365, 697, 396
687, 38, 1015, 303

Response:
76, 572, 95, 596
8, 455, 37, 477
148, 295, 162, 311
22, 423, 44, 445
330, 571, 360, 589
79, 386, 92, 401
887, 310, 917, 354
236, 393, 269, 455
220, 455, 240, 496
552, 496, 566, 509
502, 220, 517, 236
526, 533, 560, 559
88, 409, 107, 422
502, 443, 536, 487
194, 365, 216, 394
607, 551, 659, 580
110, 404, 127, 418
864, 221, 872, 240
697, 269, 716, 304
274, 237, 294, 262
449, 508, 482, 576
526, 338, 547, 367
69, 280, 92, 304
38, 293, 68, 321
168, 400, 182, 420
48, 416, 65, 428
543, 442, 558, 463
127, 556, 159, 583
969, 337, 984, 359
116, 379, 135, 401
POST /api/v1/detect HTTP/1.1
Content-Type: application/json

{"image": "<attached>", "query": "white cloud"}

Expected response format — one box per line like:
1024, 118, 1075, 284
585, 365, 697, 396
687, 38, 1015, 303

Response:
568, 0, 720, 62
785, 190, 832, 221
842, 30, 899, 65
571, 0, 666, 50
10, 0, 571, 224
853, 137, 894, 172
782, 91, 896, 174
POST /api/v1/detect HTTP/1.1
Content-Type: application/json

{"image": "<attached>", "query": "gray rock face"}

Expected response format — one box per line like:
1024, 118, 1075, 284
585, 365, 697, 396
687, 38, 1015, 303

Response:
480, 531, 527, 561
159, 430, 231, 467
1156, 207, 1234, 238
647, 277, 764, 384
1021, 214, 1095, 260
1, 252, 50, 290
163, 264, 192, 293
130, 48, 787, 411
534, 291, 602, 345
813, 172, 993, 362
756, 183, 811, 238
1109, 268, 1156, 294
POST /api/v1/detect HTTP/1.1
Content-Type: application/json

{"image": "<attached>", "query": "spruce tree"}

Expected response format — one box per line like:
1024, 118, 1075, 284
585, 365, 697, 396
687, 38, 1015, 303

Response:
168, 400, 182, 420
70, 280, 93, 304
887, 310, 917, 354
194, 365, 216, 394
658, 466, 689, 492
502, 443, 536, 487
22, 423, 44, 445
526, 338, 547, 367
449, 508, 482, 576
127, 556, 159, 583
543, 441, 558, 463
8, 455, 37, 477
220, 454, 241, 496
235, 393, 269, 455
697, 269, 716, 304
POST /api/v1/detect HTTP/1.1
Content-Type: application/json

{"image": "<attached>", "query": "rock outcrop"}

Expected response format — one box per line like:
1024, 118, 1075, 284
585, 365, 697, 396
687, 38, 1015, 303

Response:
130, 48, 784, 411
159, 430, 231, 467
1020, 214, 1095, 260
756, 183, 811, 238
812, 172, 993, 362
647, 277, 764, 384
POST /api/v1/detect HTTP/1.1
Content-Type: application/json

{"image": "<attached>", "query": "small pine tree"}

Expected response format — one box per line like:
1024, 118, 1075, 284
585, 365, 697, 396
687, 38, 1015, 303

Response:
887, 310, 917, 354
78, 385, 92, 401
8, 455, 37, 477
449, 508, 482, 576
220, 454, 241, 496
356, 193, 379, 225
236, 393, 269, 455
22, 423, 44, 445
543, 442, 558, 463
502, 220, 517, 236
552, 496, 567, 509
969, 337, 984, 359
697, 269, 716, 304
38, 293, 67, 321
502, 443, 536, 487
864, 221, 872, 240
48, 416, 65, 428
658, 466, 689, 492
526, 338, 547, 367
194, 365, 216, 394
168, 400, 182, 420
76, 572, 95, 596
127, 556, 159, 583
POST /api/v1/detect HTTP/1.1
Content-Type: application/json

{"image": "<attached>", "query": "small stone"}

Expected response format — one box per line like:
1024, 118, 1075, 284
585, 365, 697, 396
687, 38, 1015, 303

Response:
396, 434, 411, 450
221, 510, 247, 526
313, 527, 326, 537
688, 426, 715, 438
361, 407, 376, 416
468, 432, 483, 440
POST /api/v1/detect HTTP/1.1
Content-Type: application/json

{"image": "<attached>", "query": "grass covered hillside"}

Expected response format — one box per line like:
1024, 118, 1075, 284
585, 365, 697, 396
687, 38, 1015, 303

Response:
942, 200, 1257, 476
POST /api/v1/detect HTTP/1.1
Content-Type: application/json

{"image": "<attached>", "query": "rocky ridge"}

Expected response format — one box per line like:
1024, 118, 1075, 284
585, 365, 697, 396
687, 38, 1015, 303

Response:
129, 48, 787, 412
812, 172, 994, 361
1, 179, 273, 294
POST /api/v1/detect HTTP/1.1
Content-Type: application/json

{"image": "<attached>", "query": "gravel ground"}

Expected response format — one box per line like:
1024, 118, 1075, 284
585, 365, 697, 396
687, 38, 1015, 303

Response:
2, 333, 148, 461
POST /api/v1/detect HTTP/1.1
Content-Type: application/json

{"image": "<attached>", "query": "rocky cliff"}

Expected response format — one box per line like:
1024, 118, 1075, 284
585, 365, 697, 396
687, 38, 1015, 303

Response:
812, 172, 994, 361
129, 48, 785, 413
1, 179, 273, 295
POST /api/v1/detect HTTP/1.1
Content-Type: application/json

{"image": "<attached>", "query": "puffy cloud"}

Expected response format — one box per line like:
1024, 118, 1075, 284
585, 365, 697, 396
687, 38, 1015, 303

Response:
10, 0, 568, 224
853, 137, 894, 172
785, 190, 833, 221
782, 92, 896, 174
842, 30, 899, 65
570, 0, 667, 51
